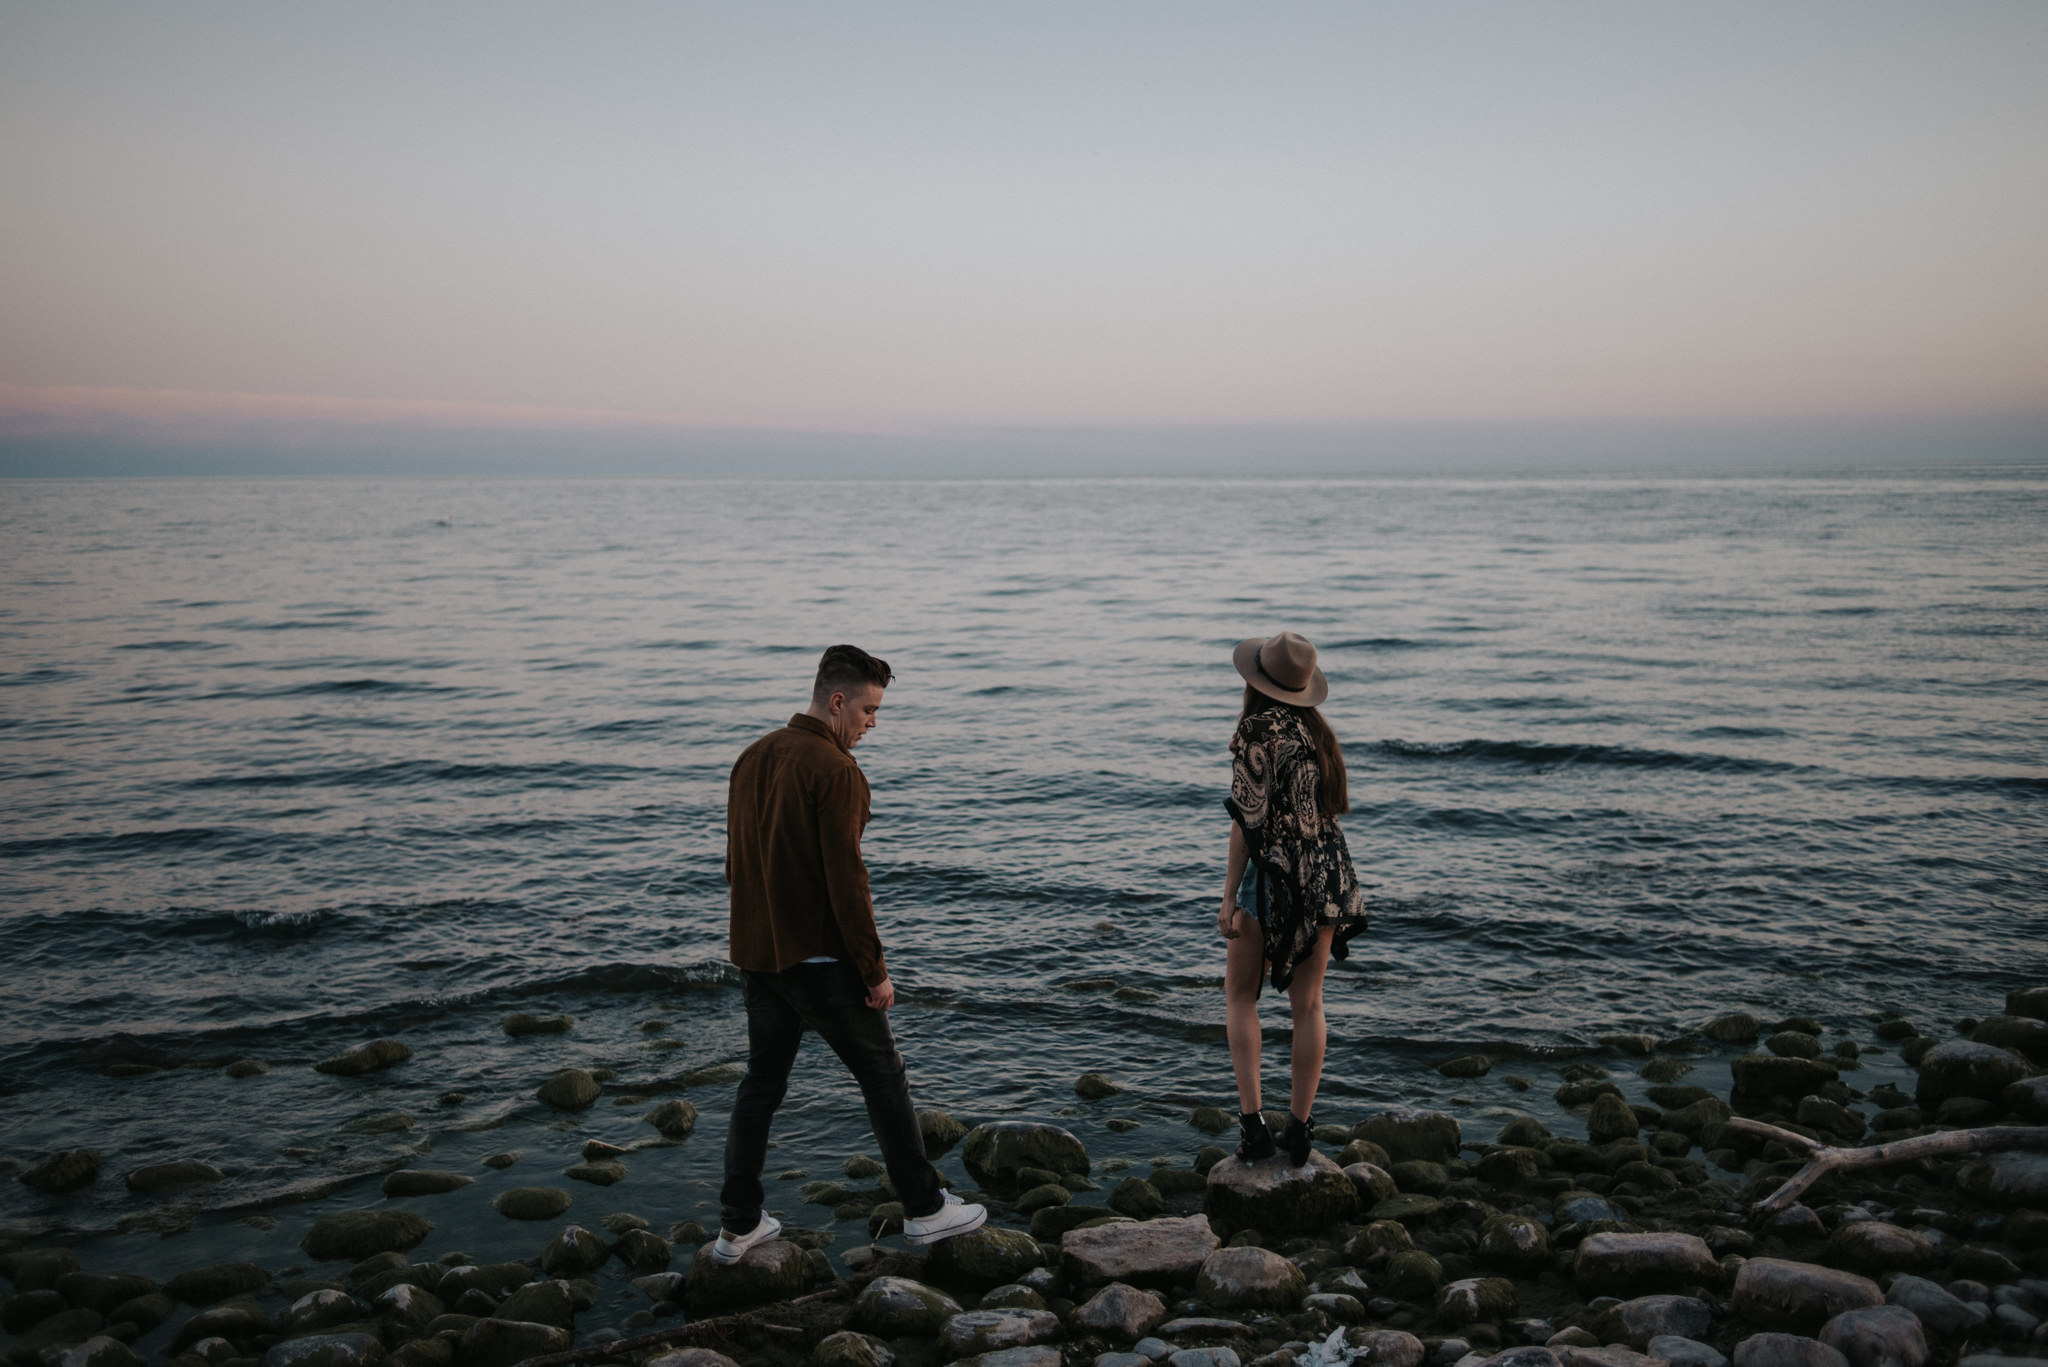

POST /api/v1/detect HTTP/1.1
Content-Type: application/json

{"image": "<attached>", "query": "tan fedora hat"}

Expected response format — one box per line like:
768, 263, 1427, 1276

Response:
1233, 631, 1329, 707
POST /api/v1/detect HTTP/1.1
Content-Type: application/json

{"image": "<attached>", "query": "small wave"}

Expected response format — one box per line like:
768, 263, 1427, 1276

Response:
112, 639, 224, 652
0, 826, 227, 858
1321, 637, 1439, 651
1374, 738, 1794, 776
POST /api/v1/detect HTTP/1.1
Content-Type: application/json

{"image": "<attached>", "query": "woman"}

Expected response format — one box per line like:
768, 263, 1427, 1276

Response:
1217, 630, 1370, 1166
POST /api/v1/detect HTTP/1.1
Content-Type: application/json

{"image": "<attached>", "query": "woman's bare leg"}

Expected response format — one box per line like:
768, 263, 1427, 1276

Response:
1285, 926, 1336, 1120
1224, 921, 1267, 1114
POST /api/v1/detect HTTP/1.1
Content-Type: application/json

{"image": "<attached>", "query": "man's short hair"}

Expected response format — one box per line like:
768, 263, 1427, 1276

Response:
813, 644, 893, 703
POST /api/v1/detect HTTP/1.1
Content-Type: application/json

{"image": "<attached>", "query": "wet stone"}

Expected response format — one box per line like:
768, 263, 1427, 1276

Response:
1913, 1040, 2028, 1107
813, 1331, 894, 1367
534, 1068, 599, 1111
1204, 1150, 1360, 1235
918, 1108, 967, 1156
165, 1263, 271, 1306
1652, 1341, 1728, 1367
1063, 1215, 1220, 1290
266, 1334, 386, 1367
57, 1337, 146, 1367
538, 1226, 609, 1277
1574, 1233, 1719, 1296
19, 1150, 101, 1195
55, 1273, 157, 1317
1882, 1275, 1985, 1337
1732, 1336, 1848, 1367
1351, 1109, 1462, 1165
1818, 1306, 1926, 1367
851, 1275, 962, 1337
501, 1014, 572, 1037
942, 1308, 1063, 1355
925, 1224, 1045, 1290
1824, 1222, 1932, 1276
1195, 1247, 1305, 1311
492, 1187, 572, 1221
1436, 1277, 1517, 1328
381, 1170, 472, 1198
455, 1318, 568, 1367
962, 1121, 1091, 1194
1356, 1333, 1427, 1367
1732, 1260, 1883, 1333
303, 1210, 433, 1263
315, 1039, 412, 1077
1074, 1283, 1169, 1341
1607, 1295, 1712, 1349
1955, 1151, 2048, 1204
563, 1160, 625, 1186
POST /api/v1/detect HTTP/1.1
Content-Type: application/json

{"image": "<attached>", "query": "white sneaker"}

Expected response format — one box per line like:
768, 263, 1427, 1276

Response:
710, 1212, 782, 1265
903, 1193, 986, 1245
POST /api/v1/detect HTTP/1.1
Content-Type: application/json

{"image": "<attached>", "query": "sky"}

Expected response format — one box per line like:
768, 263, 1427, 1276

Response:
2, 2, 2046, 472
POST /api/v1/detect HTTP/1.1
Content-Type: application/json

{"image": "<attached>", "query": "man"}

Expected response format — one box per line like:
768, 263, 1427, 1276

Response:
712, 643, 986, 1263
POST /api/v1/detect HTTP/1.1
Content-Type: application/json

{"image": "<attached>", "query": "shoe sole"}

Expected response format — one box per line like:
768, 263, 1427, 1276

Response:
903, 1204, 987, 1246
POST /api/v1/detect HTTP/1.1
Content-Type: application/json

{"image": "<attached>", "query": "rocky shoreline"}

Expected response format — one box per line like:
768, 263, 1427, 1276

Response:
7, 989, 2047, 1367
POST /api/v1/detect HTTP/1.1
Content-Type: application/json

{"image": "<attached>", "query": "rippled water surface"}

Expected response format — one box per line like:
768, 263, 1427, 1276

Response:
1, 475, 2044, 1287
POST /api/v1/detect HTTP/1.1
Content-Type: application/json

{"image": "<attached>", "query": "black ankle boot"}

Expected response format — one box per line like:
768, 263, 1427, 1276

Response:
1235, 1110, 1275, 1163
1281, 1112, 1314, 1166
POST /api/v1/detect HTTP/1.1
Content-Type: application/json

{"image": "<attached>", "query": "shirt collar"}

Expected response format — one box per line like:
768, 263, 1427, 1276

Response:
788, 712, 849, 753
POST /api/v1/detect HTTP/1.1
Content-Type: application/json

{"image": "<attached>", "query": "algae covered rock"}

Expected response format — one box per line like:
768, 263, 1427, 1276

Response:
1586, 1094, 1640, 1144
1349, 1108, 1461, 1164
1202, 1149, 1359, 1235
925, 1224, 1045, 1290
492, 1187, 572, 1221
850, 1275, 961, 1337
1477, 1214, 1550, 1274
534, 1068, 600, 1111
455, 1318, 568, 1367
381, 1170, 473, 1198
813, 1332, 894, 1367
962, 1121, 1090, 1192
538, 1226, 609, 1277
125, 1160, 225, 1193
1075, 1072, 1121, 1099
1194, 1247, 1305, 1312
681, 1239, 814, 1313
1912, 1040, 2027, 1107
1436, 1276, 1517, 1328
645, 1098, 699, 1138
1731, 1055, 1837, 1106
19, 1150, 101, 1195
302, 1210, 432, 1263
918, 1108, 967, 1157
315, 1039, 412, 1077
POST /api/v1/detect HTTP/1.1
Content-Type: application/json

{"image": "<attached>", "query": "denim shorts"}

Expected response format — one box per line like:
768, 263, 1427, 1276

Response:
1235, 861, 1263, 921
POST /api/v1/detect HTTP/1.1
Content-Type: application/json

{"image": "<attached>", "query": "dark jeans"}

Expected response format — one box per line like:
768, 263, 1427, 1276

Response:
719, 960, 944, 1232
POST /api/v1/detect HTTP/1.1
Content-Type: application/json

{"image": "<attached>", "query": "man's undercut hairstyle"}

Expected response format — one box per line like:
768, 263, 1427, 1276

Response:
813, 644, 893, 705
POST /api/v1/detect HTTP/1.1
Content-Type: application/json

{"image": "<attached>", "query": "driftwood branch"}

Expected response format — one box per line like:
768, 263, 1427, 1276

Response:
1725, 1119, 2048, 1218
509, 1284, 848, 1367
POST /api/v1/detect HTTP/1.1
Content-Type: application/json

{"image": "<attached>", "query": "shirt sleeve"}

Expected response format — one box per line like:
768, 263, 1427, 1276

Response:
817, 765, 888, 987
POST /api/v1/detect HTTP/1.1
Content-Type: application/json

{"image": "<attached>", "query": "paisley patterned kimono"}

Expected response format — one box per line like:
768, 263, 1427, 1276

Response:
1227, 701, 1369, 990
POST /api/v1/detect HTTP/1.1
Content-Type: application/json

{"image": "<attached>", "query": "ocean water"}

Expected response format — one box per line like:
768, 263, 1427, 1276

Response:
1, 474, 2044, 1294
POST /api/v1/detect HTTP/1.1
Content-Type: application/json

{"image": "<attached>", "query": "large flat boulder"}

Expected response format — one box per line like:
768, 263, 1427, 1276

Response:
1573, 1233, 1719, 1296
1202, 1149, 1359, 1235
1913, 1040, 2028, 1108
1955, 1151, 2048, 1204
1062, 1215, 1219, 1290
1732, 1260, 1882, 1333
1822, 1222, 1932, 1276
301, 1211, 432, 1263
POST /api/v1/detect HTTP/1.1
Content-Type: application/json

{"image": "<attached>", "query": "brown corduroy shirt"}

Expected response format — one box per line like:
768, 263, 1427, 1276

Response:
724, 713, 887, 987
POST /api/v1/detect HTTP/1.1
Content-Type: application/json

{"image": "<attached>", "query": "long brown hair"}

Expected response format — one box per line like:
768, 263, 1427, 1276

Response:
1241, 685, 1349, 819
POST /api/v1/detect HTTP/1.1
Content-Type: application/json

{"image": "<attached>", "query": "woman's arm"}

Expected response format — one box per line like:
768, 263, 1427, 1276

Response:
1218, 819, 1250, 939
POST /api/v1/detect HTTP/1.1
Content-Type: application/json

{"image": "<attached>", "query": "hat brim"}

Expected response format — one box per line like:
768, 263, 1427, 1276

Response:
1233, 636, 1329, 707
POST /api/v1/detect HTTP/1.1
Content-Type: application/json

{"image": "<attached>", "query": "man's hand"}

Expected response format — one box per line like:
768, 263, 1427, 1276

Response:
1218, 902, 1244, 940
865, 976, 896, 1011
